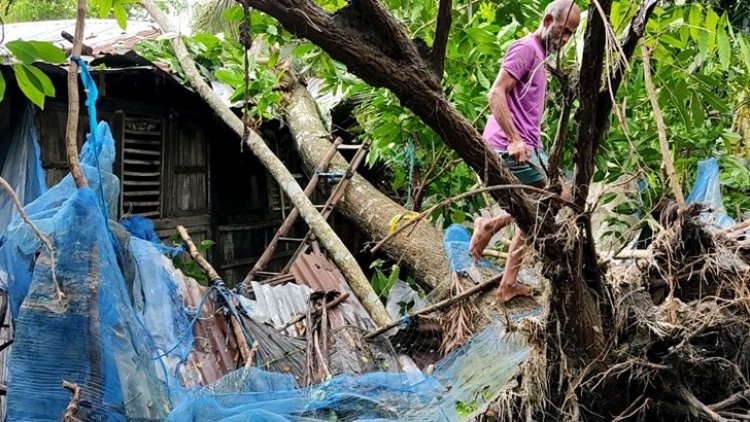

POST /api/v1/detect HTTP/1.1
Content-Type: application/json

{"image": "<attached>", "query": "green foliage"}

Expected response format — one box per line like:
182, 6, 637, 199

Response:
0, 40, 67, 108
369, 259, 402, 299
174, 0, 750, 227
136, 8, 288, 123
169, 237, 216, 285
3, 0, 76, 23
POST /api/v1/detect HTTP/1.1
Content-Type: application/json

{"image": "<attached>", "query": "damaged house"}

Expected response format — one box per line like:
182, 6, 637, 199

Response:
0, 18, 537, 422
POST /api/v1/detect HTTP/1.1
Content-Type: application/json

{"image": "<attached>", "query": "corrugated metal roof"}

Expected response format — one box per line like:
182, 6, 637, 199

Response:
0, 19, 161, 60
179, 277, 239, 388
289, 246, 378, 331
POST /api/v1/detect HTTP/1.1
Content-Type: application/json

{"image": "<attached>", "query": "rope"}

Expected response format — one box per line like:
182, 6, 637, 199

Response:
405, 138, 416, 209
239, 1, 253, 153
71, 56, 111, 231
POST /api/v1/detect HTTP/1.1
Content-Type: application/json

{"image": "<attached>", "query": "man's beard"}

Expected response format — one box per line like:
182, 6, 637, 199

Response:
542, 28, 561, 55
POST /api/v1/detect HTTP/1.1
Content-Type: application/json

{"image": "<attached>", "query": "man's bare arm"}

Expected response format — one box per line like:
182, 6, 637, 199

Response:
488, 69, 530, 163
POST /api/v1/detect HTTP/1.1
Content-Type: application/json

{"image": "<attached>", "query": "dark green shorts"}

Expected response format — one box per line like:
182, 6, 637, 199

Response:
498, 149, 549, 186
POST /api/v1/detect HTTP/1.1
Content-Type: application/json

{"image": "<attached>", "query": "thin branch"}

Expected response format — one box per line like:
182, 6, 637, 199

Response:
65, 0, 88, 189
0, 177, 62, 300
364, 271, 503, 339
370, 183, 581, 254
277, 292, 350, 333
641, 44, 685, 209
62, 381, 81, 422
674, 384, 727, 422
431, 0, 452, 79
709, 389, 750, 411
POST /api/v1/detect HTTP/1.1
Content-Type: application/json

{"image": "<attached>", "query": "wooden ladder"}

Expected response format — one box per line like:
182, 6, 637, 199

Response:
242, 137, 371, 285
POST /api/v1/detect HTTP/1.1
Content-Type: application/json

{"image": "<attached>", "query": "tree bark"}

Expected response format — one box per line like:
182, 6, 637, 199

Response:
140, 0, 391, 327
65, 0, 88, 189
284, 81, 451, 293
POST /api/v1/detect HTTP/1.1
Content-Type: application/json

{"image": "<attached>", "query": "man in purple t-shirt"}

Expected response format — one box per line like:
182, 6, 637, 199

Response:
469, 0, 581, 303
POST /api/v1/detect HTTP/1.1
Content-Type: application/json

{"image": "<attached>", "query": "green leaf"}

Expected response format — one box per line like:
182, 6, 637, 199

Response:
688, 4, 702, 42
24, 64, 55, 96
99, 0, 113, 18
716, 29, 730, 71
223, 5, 244, 22
690, 92, 704, 126
476, 68, 490, 89
192, 33, 220, 49
0, 73, 5, 103
739, 37, 750, 73
28, 41, 65, 64
268, 50, 280, 68
705, 8, 719, 52
13, 65, 45, 108
113, 1, 128, 30
267, 25, 278, 36
5, 40, 37, 64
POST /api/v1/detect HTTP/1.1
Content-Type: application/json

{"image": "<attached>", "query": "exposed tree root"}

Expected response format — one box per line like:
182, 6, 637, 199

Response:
477, 206, 750, 421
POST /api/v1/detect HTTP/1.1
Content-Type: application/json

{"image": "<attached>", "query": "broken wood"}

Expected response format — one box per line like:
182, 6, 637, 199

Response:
176, 225, 253, 365
277, 292, 350, 333
65, 0, 88, 189
141, 0, 391, 328
364, 272, 504, 340
177, 225, 220, 282
641, 44, 685, 209
62, 381, 81, 422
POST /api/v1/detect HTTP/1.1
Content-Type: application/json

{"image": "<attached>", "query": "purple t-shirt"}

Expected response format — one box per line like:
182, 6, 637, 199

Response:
482, 34, 547, 151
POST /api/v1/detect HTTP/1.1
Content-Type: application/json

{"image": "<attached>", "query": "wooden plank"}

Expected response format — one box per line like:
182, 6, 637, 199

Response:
216, 220, 283, 232
124, 129, 161, 136
124, 148, 161, 156
123, 190, 160, 196
124, 139, 162, 146
135, 211, 161, 217
123, 171, 160, 177
125, 201, 160, 206
123, 180, 161, 186
152, 215, 211, 230
124, 158, 161, 165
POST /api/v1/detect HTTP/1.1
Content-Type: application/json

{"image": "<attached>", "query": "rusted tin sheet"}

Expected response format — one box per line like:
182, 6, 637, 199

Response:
288, 246, 377, 331
179, 277, 239, 388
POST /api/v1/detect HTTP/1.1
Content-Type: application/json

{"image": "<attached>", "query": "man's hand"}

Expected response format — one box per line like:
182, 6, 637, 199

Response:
507, 139, 531, 164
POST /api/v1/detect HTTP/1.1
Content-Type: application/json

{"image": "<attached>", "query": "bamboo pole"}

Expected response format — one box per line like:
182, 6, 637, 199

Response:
141, 0, 391, 327
65, 0, 88, 188
176, 225, 253, 365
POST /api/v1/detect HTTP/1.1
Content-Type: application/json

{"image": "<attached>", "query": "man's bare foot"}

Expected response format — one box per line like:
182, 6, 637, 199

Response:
470, 217, 495, 260
495, 282, 534, 303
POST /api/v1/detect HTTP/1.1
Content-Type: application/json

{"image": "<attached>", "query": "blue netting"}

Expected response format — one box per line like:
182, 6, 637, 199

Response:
0, 102, 47, 233
686, 158, 735, 229
444, 224, 502, 274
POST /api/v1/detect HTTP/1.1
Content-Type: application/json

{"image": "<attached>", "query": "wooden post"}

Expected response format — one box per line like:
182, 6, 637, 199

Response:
65, 0, 88, 188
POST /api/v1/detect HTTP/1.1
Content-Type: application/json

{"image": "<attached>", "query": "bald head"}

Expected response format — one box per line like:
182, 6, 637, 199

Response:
539, 0, 581, 54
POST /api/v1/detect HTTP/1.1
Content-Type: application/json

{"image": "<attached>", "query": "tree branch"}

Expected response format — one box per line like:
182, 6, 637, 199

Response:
431, 0, 452, 79
65, 0, 88, 189
641, 44, 685, 209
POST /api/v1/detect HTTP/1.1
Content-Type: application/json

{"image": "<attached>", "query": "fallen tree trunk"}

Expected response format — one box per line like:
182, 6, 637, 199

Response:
284, 80, 451, 293
141, 0, 391, 327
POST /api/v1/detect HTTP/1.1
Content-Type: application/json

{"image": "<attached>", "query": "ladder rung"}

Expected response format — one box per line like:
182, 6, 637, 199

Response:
337, 144, 364, 150
278, 237, 305, 242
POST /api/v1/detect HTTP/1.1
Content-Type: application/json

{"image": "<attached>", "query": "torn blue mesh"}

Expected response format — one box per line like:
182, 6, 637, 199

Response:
686, 158, 735, 229
0, 102, 47, 233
